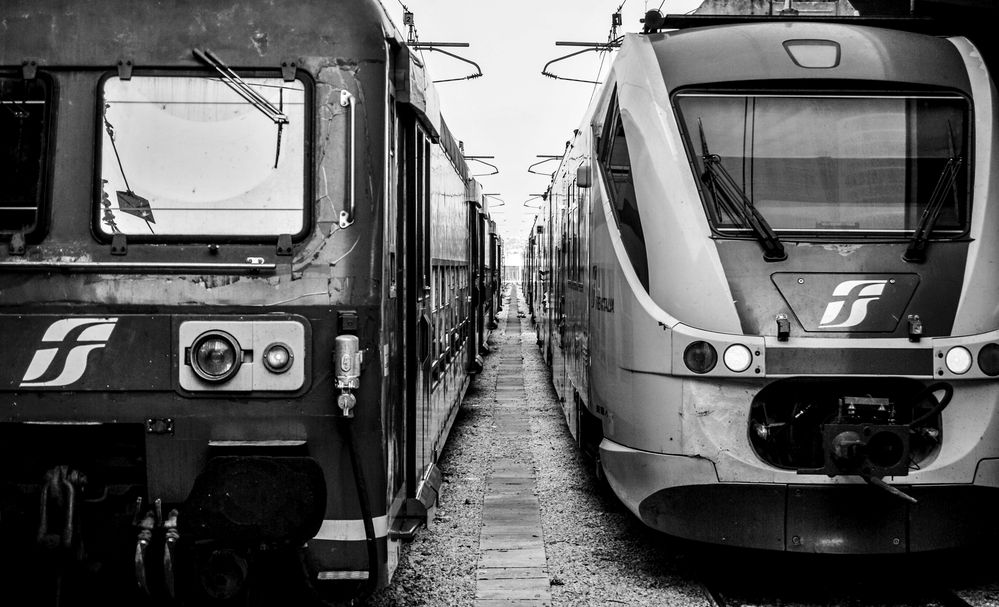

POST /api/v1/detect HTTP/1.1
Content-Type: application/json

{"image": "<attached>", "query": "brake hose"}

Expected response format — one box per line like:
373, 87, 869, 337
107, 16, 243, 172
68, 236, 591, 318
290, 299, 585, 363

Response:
342, 419, 378, 599
908, 382, 954, 428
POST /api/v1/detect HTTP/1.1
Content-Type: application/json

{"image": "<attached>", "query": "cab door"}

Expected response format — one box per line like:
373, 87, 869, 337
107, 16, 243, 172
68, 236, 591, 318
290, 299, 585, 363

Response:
400, 109, 433, 499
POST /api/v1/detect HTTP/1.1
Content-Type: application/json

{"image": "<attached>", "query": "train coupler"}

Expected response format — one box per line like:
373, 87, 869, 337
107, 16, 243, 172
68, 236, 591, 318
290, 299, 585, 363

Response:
819, 396, 910, 478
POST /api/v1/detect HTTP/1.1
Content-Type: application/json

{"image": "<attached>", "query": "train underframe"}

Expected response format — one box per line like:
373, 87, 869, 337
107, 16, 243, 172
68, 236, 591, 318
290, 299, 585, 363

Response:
0, 419, 372, 605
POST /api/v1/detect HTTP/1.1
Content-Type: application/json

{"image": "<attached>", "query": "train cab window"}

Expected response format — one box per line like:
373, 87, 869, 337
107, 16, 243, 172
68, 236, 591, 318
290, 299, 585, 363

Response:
598, 89, 649, 290
97, 75, 307, 238
676, 93, 970, 239
1, 76, 50, 235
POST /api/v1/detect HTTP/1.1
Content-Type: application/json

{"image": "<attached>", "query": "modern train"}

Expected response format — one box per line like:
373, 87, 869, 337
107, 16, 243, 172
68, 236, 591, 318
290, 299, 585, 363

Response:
0, 0, 500, 604
526, 8, 999, 553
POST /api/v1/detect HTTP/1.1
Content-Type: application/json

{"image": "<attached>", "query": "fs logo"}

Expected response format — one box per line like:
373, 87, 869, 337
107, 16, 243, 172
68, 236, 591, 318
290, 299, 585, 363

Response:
20, 318, 119, 388
818, 280, 888, 329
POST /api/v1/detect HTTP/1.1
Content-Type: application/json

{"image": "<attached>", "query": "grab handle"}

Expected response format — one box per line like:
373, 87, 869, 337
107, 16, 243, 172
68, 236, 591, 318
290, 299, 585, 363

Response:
339, 89, 356, 228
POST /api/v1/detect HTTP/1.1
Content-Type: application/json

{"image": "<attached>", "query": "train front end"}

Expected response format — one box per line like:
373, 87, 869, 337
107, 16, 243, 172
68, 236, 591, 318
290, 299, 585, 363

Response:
0, 0, 399, 603
591, 22, 999, 553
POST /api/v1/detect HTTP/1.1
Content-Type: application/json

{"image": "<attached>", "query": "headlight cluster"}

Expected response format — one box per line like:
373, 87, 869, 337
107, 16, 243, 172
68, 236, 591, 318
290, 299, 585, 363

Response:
943, 343, 999, 376
683, 341, 755, 374
188, 332, 295, 384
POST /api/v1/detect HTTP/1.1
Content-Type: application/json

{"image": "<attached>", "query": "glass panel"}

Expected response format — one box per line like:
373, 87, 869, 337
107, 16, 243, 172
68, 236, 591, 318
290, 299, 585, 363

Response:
1, 77, 48, 233
99, 76, 306, 236
676, 94, 969, 235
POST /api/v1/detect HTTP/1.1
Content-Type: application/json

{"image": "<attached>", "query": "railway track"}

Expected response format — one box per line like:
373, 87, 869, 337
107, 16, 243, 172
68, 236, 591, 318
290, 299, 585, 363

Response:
697, 581, 981, 607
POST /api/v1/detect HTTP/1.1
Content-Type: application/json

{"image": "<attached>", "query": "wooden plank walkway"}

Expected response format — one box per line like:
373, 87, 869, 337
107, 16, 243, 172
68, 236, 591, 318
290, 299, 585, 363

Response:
475, 287, 552, 606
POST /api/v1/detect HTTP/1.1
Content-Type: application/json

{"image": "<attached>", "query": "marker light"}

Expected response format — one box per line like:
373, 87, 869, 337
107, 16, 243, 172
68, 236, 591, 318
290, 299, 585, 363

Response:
263, 343, 293, 374
945, 346, 972, 375
978, 343, 999, 376
683, 341, 717, 374
723, 344, 753, 373
783, 40, 841, 69
191, 331, 242, 382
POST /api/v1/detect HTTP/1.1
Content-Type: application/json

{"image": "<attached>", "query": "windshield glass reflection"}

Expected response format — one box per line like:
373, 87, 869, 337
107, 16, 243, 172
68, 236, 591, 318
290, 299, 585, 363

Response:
99, 76, 305, 237
676, 94, 969, 235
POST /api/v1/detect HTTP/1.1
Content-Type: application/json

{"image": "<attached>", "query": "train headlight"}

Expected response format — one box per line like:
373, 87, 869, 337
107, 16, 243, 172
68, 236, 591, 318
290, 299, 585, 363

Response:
945, 346, 972, 375
263, 343, 293, 374
723, 344, 753, 373
190, 331, 242, 382
683, 341, 717, 374
978, 343, 999, 376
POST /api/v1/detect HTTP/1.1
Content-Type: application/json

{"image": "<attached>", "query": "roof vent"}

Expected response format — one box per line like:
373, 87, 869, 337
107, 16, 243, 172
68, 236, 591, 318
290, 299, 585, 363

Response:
783, 39, 841, 69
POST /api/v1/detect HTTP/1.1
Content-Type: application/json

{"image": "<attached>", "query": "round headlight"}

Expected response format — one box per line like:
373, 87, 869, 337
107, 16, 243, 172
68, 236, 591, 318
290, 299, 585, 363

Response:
723, 344, 753, 373
191, 331, 242, 382
683, 341, 717, 374
945, 346, 972, 375
979, 343, 999, 377
263, 343, 294, 374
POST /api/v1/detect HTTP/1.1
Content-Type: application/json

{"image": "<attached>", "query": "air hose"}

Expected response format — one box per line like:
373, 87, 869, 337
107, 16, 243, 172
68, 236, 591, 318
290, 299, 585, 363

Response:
342, 419, 378, 600
908, 382, 954, 428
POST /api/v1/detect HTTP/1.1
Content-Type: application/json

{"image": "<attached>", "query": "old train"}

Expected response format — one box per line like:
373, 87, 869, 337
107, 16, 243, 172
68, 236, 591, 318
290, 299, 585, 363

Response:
526, 8, 999, 553
0, 0, 500, 604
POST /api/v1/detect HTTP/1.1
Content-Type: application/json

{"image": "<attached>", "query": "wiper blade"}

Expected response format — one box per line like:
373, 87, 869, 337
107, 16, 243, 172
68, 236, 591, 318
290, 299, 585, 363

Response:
903, 155, 963, 263
193, 48, 289, 125
698, 119, 786, 262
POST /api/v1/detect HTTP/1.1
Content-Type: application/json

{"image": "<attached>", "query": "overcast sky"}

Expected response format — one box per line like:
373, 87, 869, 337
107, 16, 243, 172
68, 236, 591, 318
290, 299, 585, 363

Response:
380, 0, 703, 259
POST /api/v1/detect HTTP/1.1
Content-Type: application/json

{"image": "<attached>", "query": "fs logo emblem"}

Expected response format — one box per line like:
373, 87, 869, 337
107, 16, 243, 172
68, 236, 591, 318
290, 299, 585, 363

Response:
20, 318, 119, 388
818, 280, 888, 329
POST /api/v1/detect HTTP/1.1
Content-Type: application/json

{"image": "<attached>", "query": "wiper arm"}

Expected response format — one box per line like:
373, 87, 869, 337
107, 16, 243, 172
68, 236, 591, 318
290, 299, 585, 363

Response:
193, 48, 289, 125
903, 155, 963, 263
698, 119, 787, 262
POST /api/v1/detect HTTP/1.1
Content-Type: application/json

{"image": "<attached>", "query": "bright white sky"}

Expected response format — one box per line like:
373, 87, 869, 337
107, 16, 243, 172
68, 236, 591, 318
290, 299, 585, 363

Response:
380, 0, 703, 260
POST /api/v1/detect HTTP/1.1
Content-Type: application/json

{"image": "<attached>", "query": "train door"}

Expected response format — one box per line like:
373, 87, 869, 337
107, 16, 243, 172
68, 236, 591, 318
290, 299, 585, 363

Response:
563, 184, 581, 437
467, 198, 484, 372
552, 189, 568, 402
477, 212, 488, 355
385, 93, 406, 520
576, 177, 590, 409
543, 200, 555, 362
400, 109, 433, 509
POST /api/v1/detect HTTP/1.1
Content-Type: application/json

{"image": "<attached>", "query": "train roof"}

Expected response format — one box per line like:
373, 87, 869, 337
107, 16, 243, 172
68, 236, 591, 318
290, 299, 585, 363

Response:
647, 21, 973, 93
0, 0, 390, 69
653, 0, 998, 69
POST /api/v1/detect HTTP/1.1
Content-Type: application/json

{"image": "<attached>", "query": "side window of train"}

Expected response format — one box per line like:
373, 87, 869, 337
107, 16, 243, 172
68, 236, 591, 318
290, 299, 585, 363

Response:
597, 88, 649, 291
96, 73, 308, 238
1, 74, 51, 237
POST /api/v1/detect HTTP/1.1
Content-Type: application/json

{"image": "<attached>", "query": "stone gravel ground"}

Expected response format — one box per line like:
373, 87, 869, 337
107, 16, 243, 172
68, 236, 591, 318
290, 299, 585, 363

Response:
366, 285, 704, 606
364, 308, 501, 607
366, 285, 999, 607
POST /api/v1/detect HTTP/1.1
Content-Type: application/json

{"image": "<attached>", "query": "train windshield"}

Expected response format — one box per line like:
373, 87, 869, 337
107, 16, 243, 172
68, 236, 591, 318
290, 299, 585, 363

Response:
1, 76, 49, 234
98, 76, 306, 237
676, 93, 970, 236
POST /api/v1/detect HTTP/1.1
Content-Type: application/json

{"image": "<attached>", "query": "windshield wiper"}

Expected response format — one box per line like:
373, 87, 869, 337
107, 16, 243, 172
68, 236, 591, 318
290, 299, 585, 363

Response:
193, 48, 289, 125
697, 119, 786, 262
903, 155, 963, 263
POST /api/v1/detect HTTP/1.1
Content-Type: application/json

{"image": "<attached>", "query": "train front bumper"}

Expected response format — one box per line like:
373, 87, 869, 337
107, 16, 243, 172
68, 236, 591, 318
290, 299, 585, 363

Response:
599, 438, 999, 553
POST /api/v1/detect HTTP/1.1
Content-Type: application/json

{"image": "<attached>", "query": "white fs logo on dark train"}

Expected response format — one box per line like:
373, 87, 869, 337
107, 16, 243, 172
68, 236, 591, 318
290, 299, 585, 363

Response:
818, 280, 888, 329
20, 318, 119, 388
